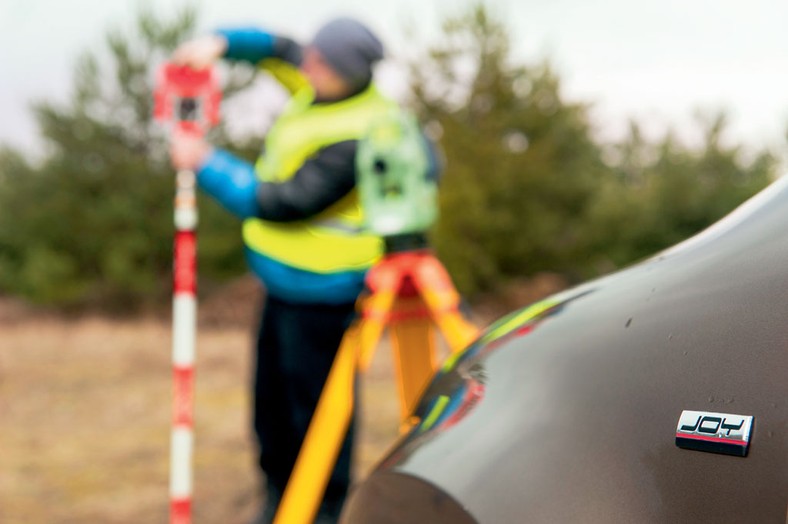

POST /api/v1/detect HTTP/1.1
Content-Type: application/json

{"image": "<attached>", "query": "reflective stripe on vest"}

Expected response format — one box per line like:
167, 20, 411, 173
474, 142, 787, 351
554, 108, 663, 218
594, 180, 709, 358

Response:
242, 84, 396, 274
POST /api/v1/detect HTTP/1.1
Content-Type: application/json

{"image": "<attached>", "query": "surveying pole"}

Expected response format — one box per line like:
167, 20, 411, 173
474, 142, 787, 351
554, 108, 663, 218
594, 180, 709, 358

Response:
154, 63, 221, 524
273, 112, 480, 524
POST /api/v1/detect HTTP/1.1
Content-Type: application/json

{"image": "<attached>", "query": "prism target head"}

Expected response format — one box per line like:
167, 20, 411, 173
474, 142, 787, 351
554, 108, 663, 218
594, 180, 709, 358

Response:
154, 63, 221, 136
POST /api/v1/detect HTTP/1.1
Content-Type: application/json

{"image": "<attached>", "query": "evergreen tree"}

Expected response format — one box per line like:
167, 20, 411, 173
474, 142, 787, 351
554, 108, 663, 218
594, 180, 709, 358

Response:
407, 4, 608, 296
0, 7, 252, 309
583, 113, 775, 272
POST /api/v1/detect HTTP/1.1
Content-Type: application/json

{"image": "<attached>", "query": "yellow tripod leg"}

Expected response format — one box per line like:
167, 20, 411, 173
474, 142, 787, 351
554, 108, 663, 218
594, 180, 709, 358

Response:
389, 295, 437, 431
272, 327, 358, 524
273, 268, 401, 524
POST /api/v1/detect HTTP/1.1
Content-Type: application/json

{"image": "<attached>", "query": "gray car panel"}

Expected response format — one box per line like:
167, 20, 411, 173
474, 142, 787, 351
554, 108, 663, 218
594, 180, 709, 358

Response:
343, 176, 788, 522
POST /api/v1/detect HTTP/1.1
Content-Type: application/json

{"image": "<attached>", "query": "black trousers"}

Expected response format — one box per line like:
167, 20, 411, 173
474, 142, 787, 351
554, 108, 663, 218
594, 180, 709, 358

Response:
253, 294, 357, 518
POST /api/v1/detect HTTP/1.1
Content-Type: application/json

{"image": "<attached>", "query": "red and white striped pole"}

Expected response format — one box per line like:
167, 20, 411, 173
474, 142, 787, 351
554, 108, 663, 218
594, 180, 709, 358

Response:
154, 62, 221, 524
170, 165, 199, 524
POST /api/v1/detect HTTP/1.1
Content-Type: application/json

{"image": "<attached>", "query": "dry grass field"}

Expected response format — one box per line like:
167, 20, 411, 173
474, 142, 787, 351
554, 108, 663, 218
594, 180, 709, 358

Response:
0, 274, 562, 523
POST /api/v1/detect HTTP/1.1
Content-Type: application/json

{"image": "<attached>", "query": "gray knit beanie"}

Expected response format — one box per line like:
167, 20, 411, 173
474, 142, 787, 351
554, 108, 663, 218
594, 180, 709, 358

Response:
310, 17, 384, 90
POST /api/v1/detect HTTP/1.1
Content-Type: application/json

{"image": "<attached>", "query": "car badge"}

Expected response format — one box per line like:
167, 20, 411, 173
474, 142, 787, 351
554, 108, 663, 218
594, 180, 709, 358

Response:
676, 410, 753, 457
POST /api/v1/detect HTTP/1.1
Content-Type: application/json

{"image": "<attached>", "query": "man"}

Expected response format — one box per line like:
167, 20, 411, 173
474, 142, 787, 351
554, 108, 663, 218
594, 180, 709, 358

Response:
169, 17, 397, 523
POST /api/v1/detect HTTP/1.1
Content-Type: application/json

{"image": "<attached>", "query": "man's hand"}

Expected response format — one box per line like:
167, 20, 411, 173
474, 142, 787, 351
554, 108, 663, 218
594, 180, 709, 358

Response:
169, 132, 213, 171
172, 34, 228, 70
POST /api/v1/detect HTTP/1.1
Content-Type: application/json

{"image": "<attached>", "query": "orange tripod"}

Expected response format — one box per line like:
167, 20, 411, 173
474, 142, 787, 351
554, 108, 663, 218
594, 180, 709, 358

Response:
272, 249, 479, 524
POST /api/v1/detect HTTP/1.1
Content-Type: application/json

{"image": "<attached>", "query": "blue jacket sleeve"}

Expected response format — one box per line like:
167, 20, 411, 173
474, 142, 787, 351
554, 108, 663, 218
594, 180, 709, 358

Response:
197, 149, 260, 219
216, 27, 275, 64
197, 142, 355, 223
216, 28, 303, 66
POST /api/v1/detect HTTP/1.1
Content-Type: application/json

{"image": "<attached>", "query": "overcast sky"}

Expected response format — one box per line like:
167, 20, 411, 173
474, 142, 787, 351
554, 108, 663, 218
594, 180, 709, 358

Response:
1, 0, 787, 160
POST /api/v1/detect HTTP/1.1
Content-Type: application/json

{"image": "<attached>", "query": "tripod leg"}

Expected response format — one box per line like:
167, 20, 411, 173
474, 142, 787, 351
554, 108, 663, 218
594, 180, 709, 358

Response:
273, 267, 401, 524
273, 326, 359, 524
389, 295, 437, 430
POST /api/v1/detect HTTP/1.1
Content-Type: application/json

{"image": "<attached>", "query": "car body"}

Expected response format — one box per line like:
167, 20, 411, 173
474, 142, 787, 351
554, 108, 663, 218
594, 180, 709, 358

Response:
342, 175, 788, 523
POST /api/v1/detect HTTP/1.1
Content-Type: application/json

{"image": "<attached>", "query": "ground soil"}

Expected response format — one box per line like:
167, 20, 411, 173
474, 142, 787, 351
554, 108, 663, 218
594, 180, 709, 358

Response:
0, 273, 565, 523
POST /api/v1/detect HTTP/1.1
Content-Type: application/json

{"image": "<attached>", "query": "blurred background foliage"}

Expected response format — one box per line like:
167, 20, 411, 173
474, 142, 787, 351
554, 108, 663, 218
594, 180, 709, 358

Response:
0, 4, 780, 310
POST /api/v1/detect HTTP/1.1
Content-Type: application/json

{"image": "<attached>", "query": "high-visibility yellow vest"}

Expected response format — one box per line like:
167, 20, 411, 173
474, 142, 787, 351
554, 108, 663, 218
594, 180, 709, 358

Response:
242, 84, 397, 274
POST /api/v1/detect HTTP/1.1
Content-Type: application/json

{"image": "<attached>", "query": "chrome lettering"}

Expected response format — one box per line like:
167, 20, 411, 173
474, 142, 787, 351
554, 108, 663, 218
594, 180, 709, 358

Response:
680, 415, 701, 432
698, 416, 722, 434
721, 418, 745, 436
